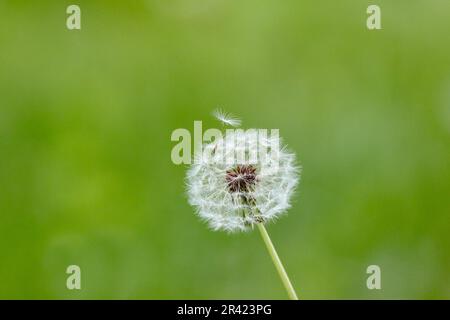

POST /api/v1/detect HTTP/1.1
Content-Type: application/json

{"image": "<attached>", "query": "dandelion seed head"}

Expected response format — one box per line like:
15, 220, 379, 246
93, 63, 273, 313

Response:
213, 109, 242, 127
186, 128, 300, 232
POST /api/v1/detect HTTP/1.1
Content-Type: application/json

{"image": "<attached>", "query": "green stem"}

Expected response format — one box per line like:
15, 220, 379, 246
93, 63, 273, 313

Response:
257, 223, 299, 300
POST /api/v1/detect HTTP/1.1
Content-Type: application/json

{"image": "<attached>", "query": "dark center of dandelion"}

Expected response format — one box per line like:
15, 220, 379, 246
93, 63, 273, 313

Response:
225, 165, 257, 193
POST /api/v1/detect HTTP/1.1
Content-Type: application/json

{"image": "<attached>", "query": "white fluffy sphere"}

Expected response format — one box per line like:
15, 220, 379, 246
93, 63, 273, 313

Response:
187, 129, 300, 232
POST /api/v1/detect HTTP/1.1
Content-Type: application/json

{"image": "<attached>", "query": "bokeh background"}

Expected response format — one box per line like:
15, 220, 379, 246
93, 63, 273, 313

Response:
0, 0, 449, 299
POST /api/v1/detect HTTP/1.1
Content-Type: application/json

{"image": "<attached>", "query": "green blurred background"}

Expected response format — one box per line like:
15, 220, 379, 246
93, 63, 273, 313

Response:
0, 0, 449, 299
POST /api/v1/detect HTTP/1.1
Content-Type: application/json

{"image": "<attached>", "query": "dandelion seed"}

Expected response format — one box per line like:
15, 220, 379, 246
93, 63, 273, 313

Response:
212, 109, 242, 127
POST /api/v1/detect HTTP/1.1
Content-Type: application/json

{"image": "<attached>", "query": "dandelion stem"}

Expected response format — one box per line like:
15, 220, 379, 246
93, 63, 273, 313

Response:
257, 223, 298, 300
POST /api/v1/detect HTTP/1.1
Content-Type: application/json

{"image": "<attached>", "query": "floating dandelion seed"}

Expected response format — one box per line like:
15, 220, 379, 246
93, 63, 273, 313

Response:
213, 108, 242, 127
187, 130, 299, 232
186, 112, 300, 300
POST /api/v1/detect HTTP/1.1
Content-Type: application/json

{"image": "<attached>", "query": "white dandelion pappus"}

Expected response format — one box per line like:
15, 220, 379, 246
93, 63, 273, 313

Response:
212, 109, 242, 127
186, 129, 300, 232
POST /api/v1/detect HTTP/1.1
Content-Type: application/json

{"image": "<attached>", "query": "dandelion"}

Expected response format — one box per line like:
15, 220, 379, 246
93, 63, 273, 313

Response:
186, 111, 300, 299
